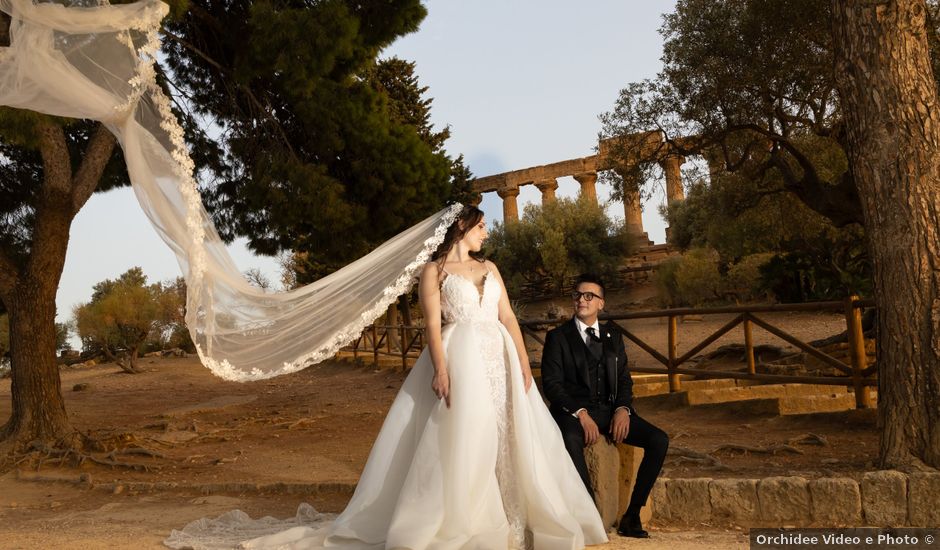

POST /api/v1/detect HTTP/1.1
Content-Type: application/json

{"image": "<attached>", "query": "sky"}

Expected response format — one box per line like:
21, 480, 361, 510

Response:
56, 0, 678, 338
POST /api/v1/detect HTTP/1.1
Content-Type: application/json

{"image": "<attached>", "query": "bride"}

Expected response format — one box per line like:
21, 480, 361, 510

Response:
167, 205, 608, 549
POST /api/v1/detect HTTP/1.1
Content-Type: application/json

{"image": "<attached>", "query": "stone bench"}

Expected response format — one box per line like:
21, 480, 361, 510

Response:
584, 440, 652, 528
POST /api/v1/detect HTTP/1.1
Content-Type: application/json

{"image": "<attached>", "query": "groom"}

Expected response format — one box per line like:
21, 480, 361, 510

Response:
541, 273, 669, 538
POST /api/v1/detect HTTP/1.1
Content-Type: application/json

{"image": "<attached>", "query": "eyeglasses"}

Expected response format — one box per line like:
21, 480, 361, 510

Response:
571, 291, 602, 302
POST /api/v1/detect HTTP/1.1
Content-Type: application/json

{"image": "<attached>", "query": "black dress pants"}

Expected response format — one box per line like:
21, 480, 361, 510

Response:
554, 404, 669, 512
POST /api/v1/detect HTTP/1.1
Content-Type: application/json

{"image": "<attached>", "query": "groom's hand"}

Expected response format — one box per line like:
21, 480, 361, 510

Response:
578, 410, 600, 445
610, 408, 631, 442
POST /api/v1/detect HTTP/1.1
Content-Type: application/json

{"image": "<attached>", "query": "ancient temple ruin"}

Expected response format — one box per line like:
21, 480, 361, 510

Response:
470, 131, 692, 243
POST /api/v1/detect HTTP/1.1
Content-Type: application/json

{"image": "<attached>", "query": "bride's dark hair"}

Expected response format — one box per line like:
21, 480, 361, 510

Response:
431, 204, 487, 264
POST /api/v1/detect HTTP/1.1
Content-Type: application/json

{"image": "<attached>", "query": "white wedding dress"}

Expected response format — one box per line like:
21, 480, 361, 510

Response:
166, 269, 608, 550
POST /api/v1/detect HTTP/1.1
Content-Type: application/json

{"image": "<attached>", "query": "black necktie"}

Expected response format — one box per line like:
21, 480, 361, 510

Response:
585, 327, 602, 359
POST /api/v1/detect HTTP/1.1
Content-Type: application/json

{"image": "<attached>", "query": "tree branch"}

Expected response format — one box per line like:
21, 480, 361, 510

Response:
71, 123, 117, 215
162, 29, 298, 160
35, 117, 71, 196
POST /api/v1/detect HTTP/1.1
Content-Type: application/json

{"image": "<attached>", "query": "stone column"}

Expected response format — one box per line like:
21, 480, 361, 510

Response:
535, 179, 559, 205
573, 171, 598, 204
661, 155, 685, 202
497, 186, 520, 223
617, 168, 645, 236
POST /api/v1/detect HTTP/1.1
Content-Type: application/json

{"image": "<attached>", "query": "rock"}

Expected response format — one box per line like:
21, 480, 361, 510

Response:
907, 472, 940, 527
665, 478, 712, 525
649, 478, 668, 521
585, 440, 620, 528
112, 485, 124, 495
709, 479, 759, 524
758, 477, 811, 525
617, 444, 648, 525
809, 478, 861, 526
72, 383, 90, 392
861, 470, 907, 526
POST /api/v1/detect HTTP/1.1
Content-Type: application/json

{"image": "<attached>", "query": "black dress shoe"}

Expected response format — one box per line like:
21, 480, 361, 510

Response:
617, 512, 650, 538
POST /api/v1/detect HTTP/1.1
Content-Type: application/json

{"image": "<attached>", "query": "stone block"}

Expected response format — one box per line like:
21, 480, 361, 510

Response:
709, 479, 759, 525
616, 443, 647, 524
758, 476, 811, 526
908, 472, 940, 527
648, 478, 668, 523
809, 477, 862, 526
665, 478, 712, 525
584, 440, 620, 528
861, 470, 907, 526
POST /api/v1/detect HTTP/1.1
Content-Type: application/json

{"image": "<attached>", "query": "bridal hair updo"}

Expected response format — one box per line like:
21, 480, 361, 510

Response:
431, 204, 487, 264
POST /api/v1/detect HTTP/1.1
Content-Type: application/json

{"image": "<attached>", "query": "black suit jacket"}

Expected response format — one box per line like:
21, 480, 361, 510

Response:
541, 318, 634, 417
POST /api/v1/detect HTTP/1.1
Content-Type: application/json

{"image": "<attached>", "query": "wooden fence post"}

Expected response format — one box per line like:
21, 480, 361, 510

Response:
372, 324, 379, 369
845, 295, 872, 408
743, 315, 756, 375
668, 315, 680, 392
400, 324, 407, 372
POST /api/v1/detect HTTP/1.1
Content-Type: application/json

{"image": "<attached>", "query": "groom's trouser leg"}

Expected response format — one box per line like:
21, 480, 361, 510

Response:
621, 414, 669, 511
553, 412, 594, 500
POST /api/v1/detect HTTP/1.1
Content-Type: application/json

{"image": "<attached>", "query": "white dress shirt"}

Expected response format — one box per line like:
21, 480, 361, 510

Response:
571, 317, 630, 420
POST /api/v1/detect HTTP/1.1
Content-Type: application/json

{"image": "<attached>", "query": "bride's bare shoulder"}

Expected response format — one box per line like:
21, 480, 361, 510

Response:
421, 261, 442, 280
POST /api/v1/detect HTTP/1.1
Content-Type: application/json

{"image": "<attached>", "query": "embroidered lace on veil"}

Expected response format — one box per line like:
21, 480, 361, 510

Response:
0, 0, 462, 381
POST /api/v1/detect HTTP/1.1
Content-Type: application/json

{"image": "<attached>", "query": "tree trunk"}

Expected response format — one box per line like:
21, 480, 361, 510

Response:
121, 345, 143, 374
0, 120, 116, 449
832, 0, 940, 469
0, 279, 72, 444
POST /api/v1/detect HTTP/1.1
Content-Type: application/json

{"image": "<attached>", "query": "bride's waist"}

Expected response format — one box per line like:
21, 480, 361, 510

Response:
443, 317, 502, 328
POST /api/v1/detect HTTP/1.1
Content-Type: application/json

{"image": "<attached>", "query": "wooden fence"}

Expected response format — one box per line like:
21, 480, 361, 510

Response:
343, 296, 877, 408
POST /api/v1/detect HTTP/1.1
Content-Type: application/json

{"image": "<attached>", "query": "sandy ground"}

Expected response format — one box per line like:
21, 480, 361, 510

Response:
0, 288, 874, 549
0, 474, 750, 549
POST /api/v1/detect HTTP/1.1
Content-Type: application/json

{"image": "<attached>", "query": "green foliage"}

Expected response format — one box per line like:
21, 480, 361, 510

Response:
162, 1, 462, 280
54, 322, 71, 352
654, 248, 721, 307
485, 199, 632, 296
758, 227, 871, 302
725, 253, 776, 302
655, 249, 776, 307
73, 268, 189, 363
598, 0, 923, 228
665, 165, 871, 302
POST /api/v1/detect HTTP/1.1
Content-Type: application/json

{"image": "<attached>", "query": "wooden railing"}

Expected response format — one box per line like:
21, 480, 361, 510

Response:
343, 296, 877, 408
346, 323, 427, 372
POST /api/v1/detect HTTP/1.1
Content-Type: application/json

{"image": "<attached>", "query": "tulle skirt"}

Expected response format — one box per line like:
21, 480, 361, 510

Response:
165, 321, 607, 550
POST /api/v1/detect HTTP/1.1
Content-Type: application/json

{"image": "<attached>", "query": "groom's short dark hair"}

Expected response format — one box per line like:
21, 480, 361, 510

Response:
574, 273, 606, 297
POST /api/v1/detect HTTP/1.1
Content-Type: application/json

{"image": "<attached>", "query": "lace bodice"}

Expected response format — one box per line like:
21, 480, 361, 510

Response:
440, 271, 501, 324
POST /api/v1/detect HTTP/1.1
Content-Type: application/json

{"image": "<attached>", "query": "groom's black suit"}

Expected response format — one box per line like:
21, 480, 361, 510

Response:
541, 318, 669, 515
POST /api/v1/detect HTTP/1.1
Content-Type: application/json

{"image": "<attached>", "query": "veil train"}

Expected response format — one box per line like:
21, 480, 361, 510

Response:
0, 0, 462, 381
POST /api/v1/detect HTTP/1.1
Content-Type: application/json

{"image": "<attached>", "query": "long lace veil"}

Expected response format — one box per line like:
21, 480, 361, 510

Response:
0, 0, 462, 381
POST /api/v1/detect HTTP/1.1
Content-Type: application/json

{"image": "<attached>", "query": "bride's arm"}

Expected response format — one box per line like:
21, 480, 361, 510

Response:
488, 261, 533, 392
419, 262, 450, 406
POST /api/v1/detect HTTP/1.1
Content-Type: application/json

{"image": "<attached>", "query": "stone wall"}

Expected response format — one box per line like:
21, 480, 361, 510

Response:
651, 472, 940, 528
